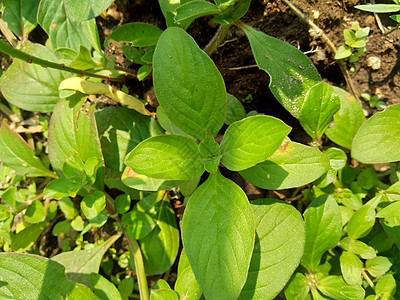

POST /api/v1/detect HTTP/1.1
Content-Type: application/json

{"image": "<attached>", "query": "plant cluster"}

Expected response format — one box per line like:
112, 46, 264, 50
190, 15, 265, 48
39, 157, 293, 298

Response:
335, 21, 369, 64
0, 0, 399, 300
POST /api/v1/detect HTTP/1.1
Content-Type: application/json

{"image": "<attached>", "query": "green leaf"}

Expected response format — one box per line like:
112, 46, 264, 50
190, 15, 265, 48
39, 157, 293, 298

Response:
181, 171, 255, 300
365, 256, 393, 277
220, 115, 290, 171
59, 197, 78, 220
153, 27, 226, 140
243, 24, 321, 118
302, 195, 342, 271
125, 135, 203, 180
175, 1, 221, 23
90, 273, 122, 300
69, 45, 98, 70
80, 191, 106, 220
95, 106, 155, 172
377, 201, 400, 219
137, 64, 152, 81
44, 178, 85, 200
175, 249, 202, 300
121, 166, 182, 192
0, 42, 69, 112
375, 274, 396, 297
341, 238, 376, 259
156, 105, 192, 137
317, 275, 365, 300
241, 141, 330, 189
347, 205, 376, 239
105, 22, 163, 47
151, 280, 179, 300
225, 93, 246, 125
11, 222, 46, 252
64, 0, 114, 25
25, 200, 45, 224
1, 0, 40, 38
325, 147, 347, 171
0, 253, 100, 299
198, 134, 221, 174
52, 234, 120, 286
114, 194, 131, 214
352, 104, 400, 163
52, 220, 71, 236
37, 0, 93, 51
325, 87, 365, 149
355, 4, 400, 13
136, 193, 179, 275
299, 82, 341, 139
284, 273, 310, 300
335, 45, 352, 60
121, 210, 156, 240
239, 199, 305, 300
158, 0, 186, 27
340, 250, 362, 286
0, 120, 55, 178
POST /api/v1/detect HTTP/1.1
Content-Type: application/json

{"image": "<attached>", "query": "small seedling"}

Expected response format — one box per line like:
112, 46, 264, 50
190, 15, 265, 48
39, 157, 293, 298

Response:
361, 92, 386, 109
335, 22, 369, 63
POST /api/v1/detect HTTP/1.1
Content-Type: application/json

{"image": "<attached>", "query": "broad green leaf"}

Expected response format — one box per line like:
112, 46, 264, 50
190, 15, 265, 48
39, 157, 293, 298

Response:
299, 82, 340, 139
377, 201, 400, 219
365, 256, 393, 277
64, 0, 114, 25
11, 222, 46, 252
325, 147, 347, 171
220, 115, 291, 171
175, 250, 202, 300
121, 210, 156, 240
240, 141, 330, 189
239, 199, 305, 300
52, 220, 71, 236
175, 1, 221, 23
151, 280, 179, 300
0, 42, 69, 112
284, 273, 310, 300
37, 0, 93, 51
136, 192, 179, 275
95, 106, 155, 171
153, 27, 226, 140
0, 120, 55, 178
355, 4, 400, 13
352, 104, 400, 163
347, 205, 376, 239
317, 275, 365, 300
335, 45, 352, 60
181, 171, 255, 300
121, 166, 182, 191
225, 93, 246, 125
59, 197, 78, 220
125, 135, 203, 180
0, 253, 100, 300
375, 274, 396, 297
25, 200, 45, 224
302, 195, 342, 271
90, 273, 122, 300
1, 0, 40, 38
59, 77, 152, 116
341, 238, 376, 259
44, 178, 85, 200
81, 191, 106, 220
158, 0, 185, 27
243, 24, 321, 118
156, 105, 192, 137
114, 194, 131, 214
69, 45, 98, 70
52, 234, 121, 286
340, 250, 362, 286
105, 22, 163, 47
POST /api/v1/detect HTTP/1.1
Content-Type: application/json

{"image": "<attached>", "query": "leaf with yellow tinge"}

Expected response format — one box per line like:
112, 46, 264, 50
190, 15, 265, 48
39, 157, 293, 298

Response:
59, 77, 153, 116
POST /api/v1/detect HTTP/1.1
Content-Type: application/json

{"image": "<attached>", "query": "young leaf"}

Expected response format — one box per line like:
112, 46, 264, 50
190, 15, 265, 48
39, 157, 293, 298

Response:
37, 0, 93, 51
299, 82, 341, 139
0, 120, 55, 178
346, 205, 376, 240
181, 171, 255, 300
352, 104, 400, 163
1, 0, 40, 39
220, 115, 291, 171
125, 135, 204, 180
318, 276, 365, 299
239, 199, 305, 300
242, 24, 321, 118
365, 256, 393, 277
153, 27, 226, 140
240, 141, 330, 189
175, 250, 202, 300
44, 178, 85, 200
375, 274, 396, 298
11, 222, 46, 252
80, 191, 106, 220
284, 273, 310, 300
90, 273, 123, 300
225, 93, 246, 125
95, 106, 155, 172
175, 1, 221, 23
0, 253, 100, 299
64, 0, 114, 25
121, 166, 182, 191
340, 250, 362, 286
158, 0, 188, 28
25, 200, 45, 224
69, 45, 98, 70
0, 42, 69, 112
302, 195, 342, 271
52, 234, 121, 286
105, 23, 163, 47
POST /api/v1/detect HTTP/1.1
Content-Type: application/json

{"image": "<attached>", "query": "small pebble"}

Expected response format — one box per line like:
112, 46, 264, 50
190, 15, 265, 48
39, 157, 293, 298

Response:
367, 56, 381, 70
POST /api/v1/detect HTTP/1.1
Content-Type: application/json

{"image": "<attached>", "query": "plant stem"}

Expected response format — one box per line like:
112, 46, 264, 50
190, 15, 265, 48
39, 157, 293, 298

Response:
280, 0, 362, 102
0, 40, 124, 82
362, 269, 375, 289
124, 229, 150, 300
204, 24, 232, 56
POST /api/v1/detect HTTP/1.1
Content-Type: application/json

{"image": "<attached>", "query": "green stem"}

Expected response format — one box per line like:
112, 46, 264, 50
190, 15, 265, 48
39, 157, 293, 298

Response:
362, 269, 374, 289
124, 229, 150, 300
204, 24, 232, 56
0, 40, 124, 82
